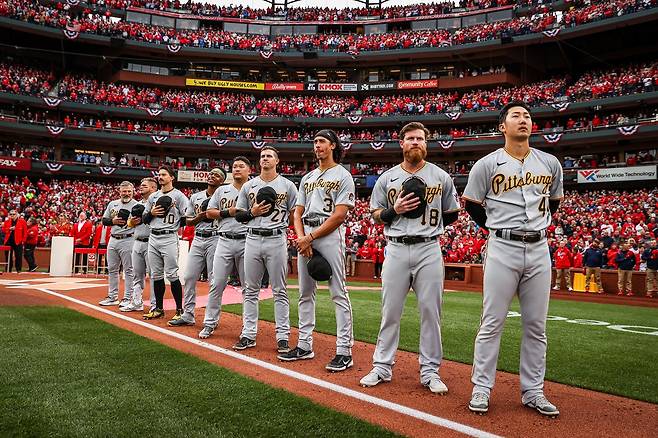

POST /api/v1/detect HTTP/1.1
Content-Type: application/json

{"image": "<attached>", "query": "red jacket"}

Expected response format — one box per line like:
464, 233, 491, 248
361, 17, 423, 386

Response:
25, 224, 39, 246
554, 247, 573, 269
572, 251, 584, 268
371, 247, 385, 263
93, 224, 111, 248
70, 220, 93, 247
607, 248, 619, 269
3, 217, 28, 245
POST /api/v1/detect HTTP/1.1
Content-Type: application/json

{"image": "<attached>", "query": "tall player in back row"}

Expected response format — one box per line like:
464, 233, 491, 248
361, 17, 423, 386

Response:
278, 129, 355, 371
169, 168, 225, 327
463, 101, 563, 417
361, 122, 460, 393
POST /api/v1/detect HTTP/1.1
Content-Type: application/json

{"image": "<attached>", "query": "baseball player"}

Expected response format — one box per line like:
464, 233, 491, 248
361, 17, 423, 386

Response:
120, 177, 157, 312
141, 166, 191, 323
463, 101, 563, 416
168, 168, 225, 327
99, 181, 138, 307
360, 122, 460, 393
233, 146, 298, 354
198, 157, 251, 339
278, 129, 356, 372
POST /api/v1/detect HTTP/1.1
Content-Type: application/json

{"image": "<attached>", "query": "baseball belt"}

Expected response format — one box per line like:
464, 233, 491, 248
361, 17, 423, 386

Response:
388, 235, 437, 245
111, 233, 134, 240
151, 229, 177, 236
195, 230, 220, 238
494, 229, 545, 243
135, 237, 149, 242
218, 232, 246, 240
248, 228, 283, 237
303, 217, 326, 227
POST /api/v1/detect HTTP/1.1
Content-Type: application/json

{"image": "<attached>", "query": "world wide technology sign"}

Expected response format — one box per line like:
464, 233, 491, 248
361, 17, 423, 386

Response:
577, 165, 657, 183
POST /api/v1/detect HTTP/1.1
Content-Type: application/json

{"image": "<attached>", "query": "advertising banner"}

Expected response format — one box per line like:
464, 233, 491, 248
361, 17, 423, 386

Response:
265, 82, 305, 91
0, 156, 31, 171
577, 165, 657, 183
185, 79, 265, 90
396, 79, 439, 90
306, 83, 358, 92
359, 82, 396, 91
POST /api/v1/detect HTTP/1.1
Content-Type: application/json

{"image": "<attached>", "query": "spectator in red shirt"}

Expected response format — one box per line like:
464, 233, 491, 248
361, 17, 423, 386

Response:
372, 241, 385, 279
2, 209, 28, 272
606, 243, 619, 269
23, 216, 39, 272
70, 211, 93, 247
553, 240, 573, 291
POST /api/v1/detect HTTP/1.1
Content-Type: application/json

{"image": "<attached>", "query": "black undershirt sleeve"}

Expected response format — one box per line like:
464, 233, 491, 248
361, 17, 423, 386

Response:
101, 217, 113, 226
442, 211, 459, 226
549, 199, 560, 215
464, 200, 488, 231
235, 210, 253, 224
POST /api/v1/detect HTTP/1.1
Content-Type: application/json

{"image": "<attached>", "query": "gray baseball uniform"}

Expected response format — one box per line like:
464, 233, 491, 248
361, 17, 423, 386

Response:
144, 189, 190, 282
370, 162, 460, 385
180, 190, 220, 323
103, 198, 138, 302
296, 165, 355, 355
130, 200, 155, 309
237, 175, 298, 342
463, 147, 563, 403
203, 183, 247, 329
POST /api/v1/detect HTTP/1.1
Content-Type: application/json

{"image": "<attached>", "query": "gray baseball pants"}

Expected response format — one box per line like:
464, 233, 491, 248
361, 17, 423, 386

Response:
107, 235, 134, 302
131, 239, 155, 308
148, 233, 180, 282
181, 235, 219, 323
203, 237, 246, 328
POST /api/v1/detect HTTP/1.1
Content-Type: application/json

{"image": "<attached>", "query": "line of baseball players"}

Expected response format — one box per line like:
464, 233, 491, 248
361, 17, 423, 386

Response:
97, 104, 563, 417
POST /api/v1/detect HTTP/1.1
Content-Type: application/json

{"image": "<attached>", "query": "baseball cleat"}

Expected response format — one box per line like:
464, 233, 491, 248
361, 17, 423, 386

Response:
233, 337, 256, 350
198, 326, 215, 339
325, 355, 353, 372
99, 297, 120, 306
524, 395, 559, 417
425, 376, 448, 395
359, 370, 390, 387
143, 308, 165, 320
168, 316, 194, 327
469, 392, 489, 414
276, 339, 290, 353
119, 298, 131, 308
278, 347, 314, 361
120, 303, 144, 312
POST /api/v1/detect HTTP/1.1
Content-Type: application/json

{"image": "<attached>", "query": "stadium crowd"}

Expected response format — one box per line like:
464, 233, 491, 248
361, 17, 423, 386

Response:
1, 61, 656, 118
1, 0, 655, 53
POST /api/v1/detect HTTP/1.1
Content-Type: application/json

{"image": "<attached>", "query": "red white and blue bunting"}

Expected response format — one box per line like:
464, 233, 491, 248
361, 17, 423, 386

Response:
543, 133, 563, 144
347, 115, 362, 125
63, 29, 79, 40
151, 135, 168, 144
145, 108, 163, 117
46, 162, 63, 172
251, 141, 267, 149
438, 140, 454, 149
167, 43, 181, 53
445, 112, 462, 121
212, 139, 229, 147
618, 125, 639, 136
46, 125, 65, 136
99, 166, 116, 175
259, 49, 273, 60
550, 102, 570, 112
438, 40, 452, 47
151, 170, 159, 177
66, 0, 80, 5
242, 115, 258, 123
370, 142, 386, 150
342, 142, 352, 151
542, 28, 561, 38
43, 97, 62, 108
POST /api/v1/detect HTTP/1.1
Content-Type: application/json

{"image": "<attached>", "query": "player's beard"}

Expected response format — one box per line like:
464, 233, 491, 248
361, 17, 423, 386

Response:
404, 147, 426, 165
121, 195, 131, 203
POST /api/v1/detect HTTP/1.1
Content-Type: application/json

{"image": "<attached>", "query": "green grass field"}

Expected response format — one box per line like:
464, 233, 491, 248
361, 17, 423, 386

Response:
0, 306, 398, 438
225, 287, 658, 404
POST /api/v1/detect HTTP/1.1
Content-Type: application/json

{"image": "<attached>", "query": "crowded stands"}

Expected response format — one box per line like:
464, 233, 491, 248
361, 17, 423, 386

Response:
1, 61, 655, 119
1, 0, 655, 53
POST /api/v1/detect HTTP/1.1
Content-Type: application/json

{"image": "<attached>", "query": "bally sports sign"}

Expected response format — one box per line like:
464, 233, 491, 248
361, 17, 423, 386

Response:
577, 165, 657, 183
0, 156, 31, 171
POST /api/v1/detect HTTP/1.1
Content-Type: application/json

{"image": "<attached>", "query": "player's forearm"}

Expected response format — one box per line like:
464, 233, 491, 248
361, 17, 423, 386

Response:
371, 209, 384, 224
464, 200, 488, 230
206, 208, 221, 220
293, 209, 305, 237
101, 217, 113, 226
186, 215, 204, 226
234, 209, 253, 223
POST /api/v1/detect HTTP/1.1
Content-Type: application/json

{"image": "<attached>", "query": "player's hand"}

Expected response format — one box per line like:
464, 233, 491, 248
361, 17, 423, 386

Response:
130, 216, 142, 226
112, 217, 126, 225
251, 201, 271, 217
393, 191, 421, 215
295, 235, 313, 254
300, 246, 313, 258
151, 205, 164, 217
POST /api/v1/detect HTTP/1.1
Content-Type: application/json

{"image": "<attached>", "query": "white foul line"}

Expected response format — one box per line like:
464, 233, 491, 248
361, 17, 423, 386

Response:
35, 287, 500, 438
